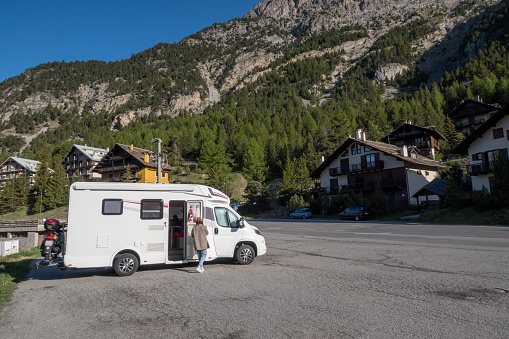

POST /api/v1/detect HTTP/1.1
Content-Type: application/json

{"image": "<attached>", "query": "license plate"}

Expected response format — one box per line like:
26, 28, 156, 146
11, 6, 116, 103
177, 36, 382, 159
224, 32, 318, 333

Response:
44, 240, 54, 247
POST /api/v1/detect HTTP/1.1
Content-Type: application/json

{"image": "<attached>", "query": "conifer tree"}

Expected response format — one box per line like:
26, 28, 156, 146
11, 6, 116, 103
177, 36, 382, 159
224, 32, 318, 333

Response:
14, 172, 30, 207
0, 178, 19, 213
122, 164, 133, 182
44, 163, 69, 210
242, 138, 267, 182
32, 145, 52, 210
279, 155, 299, 205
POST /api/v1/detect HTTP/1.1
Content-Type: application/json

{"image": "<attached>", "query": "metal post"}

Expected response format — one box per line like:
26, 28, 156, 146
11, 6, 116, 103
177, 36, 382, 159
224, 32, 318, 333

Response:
39, 190, 43, 224
157, 138, 162, 184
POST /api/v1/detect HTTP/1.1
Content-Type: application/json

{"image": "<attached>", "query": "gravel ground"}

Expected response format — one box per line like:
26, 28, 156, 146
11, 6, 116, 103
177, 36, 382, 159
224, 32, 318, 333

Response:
1, 222, 508, 338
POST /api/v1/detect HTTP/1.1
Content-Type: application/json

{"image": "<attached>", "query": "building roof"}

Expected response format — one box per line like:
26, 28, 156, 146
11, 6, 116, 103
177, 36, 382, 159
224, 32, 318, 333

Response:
452, 104, 509, 155
412, 178, 448, 198
449, 99, 500, 119
63, 144, 108, 163
95, 143, 172, 172
311, 137, 447, 178
0, 156, 41, 173
381, 123, 446, 143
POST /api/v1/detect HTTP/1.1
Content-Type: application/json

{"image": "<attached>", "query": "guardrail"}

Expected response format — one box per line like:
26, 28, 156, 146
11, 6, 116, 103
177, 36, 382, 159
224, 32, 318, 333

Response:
0, 220, 39, 227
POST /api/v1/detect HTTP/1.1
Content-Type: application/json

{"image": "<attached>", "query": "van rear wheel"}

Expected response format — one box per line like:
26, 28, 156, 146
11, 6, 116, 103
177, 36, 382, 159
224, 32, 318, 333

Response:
114, 253, 139, 276
235, 244, 255, 265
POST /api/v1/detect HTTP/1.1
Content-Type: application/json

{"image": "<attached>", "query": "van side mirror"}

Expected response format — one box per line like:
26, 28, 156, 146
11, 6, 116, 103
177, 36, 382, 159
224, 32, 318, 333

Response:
239, 218, 245, 228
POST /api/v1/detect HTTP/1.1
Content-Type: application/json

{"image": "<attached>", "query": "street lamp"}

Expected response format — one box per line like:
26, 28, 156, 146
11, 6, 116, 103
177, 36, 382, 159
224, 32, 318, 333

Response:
151, 138, 163, 184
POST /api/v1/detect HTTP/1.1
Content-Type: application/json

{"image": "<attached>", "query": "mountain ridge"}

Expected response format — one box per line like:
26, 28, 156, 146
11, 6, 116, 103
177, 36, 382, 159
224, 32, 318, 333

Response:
0, 0, 506, 158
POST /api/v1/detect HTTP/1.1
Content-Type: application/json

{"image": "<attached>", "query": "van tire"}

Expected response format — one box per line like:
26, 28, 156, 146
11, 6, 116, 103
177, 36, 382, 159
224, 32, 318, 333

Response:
355, 215, 360, 221
114, 253, 138, 276
235, 244, 255, 265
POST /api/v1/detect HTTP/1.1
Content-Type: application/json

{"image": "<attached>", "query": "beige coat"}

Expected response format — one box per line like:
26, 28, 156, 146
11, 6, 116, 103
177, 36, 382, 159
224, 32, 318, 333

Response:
191, 222, 209, 251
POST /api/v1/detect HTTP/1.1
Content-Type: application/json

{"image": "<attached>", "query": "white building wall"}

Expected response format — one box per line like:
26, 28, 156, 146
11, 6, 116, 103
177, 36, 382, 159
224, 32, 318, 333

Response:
406, 168, 440, 205
467, 115, 509, 192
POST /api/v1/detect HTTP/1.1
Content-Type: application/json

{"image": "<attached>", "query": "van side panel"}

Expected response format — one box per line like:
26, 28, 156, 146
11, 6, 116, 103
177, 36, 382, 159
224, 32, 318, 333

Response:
65, 189, 169, 268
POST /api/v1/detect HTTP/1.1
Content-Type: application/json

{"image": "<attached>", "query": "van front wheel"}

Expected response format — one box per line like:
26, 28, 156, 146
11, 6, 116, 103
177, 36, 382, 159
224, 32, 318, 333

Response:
114, 253, 139, 276
235, 244, 255, 265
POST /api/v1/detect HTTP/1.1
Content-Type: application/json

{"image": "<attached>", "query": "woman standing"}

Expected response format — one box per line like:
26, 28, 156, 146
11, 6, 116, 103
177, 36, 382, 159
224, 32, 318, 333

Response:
191, 217, 209, 273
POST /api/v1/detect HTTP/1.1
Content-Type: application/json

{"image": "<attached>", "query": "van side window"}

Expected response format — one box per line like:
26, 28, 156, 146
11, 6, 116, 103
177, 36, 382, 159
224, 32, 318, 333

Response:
215, 208, 229, 227
102, 199, 123, 215
214, 207, 239, 228
228, 209, 239, 227
141, 199, 163, 219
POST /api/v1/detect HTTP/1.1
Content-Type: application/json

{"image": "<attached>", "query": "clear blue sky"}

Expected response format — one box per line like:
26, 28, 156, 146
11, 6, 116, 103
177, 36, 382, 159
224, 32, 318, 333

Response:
0, 0, 261, 83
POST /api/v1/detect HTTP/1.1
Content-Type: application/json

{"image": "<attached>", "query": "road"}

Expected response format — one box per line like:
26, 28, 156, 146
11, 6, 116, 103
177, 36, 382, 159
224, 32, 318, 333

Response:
1, 220, 508, 338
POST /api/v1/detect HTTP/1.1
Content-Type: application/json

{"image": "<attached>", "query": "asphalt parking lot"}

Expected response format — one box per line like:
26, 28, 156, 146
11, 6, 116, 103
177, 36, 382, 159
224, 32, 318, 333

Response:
1, 220, 508, 338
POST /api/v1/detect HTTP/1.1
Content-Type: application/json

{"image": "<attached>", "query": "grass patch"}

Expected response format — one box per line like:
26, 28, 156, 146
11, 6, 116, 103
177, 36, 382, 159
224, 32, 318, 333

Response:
0, 247, 40, 309
418, 207, 509, 226
0, 205, 68, 221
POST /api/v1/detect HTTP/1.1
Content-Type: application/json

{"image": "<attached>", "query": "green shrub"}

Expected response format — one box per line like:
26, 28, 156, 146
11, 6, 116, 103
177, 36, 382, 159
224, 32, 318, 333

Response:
473, 187, 502, 211
287, 194, 307, 212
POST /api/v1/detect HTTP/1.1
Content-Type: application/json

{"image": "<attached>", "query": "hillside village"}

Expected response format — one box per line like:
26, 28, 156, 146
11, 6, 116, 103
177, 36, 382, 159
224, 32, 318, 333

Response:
0, 95, 507, 222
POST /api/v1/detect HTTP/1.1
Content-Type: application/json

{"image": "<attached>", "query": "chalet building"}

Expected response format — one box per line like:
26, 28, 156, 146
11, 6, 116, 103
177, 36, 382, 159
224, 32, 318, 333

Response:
0, 157, 41, 188
449, 98, 501, 134
312, 129, 447, 206
381, 122, 445, 159
62, 144, 108, 181
94, 143, 172, 183
452, 104, 509, 193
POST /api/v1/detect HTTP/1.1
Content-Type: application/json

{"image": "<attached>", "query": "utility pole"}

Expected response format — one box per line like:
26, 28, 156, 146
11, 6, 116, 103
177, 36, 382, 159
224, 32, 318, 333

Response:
151, 138, 163, 184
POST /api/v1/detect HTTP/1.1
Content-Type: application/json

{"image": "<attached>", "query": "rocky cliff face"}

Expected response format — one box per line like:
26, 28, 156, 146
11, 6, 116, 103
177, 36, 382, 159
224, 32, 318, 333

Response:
0, 0, 502, 137
245, 0, 462, 33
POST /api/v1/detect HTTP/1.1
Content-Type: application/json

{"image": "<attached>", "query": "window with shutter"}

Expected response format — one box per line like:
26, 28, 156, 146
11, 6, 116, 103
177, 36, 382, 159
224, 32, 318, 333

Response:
493, 128, 504, 139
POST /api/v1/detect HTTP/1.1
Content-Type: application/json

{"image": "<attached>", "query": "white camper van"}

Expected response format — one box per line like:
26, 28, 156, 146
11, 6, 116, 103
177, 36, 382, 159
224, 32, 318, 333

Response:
63, 182, 266, 276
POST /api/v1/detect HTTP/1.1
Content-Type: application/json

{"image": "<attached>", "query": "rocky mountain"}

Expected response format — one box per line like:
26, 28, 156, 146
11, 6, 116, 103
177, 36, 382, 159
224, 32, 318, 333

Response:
0, 0, 506, 152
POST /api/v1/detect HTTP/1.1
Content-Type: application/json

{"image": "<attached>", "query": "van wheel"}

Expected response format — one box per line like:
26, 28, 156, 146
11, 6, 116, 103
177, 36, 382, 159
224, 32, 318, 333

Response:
355, 215, 360, 221
302, 215, 306, 219
235, 244, 255, 265
114, 253, 138, 276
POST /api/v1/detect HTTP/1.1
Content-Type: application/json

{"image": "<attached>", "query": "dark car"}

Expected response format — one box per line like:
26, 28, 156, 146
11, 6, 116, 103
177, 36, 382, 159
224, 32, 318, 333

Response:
339, 206, 370, 221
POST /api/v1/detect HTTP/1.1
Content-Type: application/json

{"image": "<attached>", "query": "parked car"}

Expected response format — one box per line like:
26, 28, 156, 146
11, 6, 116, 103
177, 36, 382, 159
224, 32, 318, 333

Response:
339, 206, 370, 221
290, 208, 312, 219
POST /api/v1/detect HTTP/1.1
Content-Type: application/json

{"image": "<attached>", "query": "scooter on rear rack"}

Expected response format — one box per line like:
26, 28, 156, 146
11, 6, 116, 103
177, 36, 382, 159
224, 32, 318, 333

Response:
33, 219, 66, 270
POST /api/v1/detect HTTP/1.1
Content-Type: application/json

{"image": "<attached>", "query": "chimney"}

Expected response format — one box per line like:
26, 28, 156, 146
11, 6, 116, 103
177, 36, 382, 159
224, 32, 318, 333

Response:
361, 132, 366, 141
347, 134, 351, 139
106, 147, 109, 152
144, 153, 150, 162
400, 145, 408, 157
320, 156, 324, 164
355, 129, 362, 139
130, 144, 134, 151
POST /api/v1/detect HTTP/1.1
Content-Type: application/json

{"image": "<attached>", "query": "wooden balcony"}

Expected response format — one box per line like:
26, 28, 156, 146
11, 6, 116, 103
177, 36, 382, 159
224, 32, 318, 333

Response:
468, 161, 494, 176
329, 160, 384, 176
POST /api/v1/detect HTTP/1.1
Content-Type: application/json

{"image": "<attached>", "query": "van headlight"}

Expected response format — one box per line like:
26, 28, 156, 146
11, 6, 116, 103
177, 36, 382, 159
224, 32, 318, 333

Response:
254, 229, 261, 236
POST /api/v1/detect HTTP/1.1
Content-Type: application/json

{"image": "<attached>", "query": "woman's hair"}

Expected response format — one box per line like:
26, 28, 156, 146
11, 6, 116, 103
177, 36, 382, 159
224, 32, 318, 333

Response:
196, 217, 203, 223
